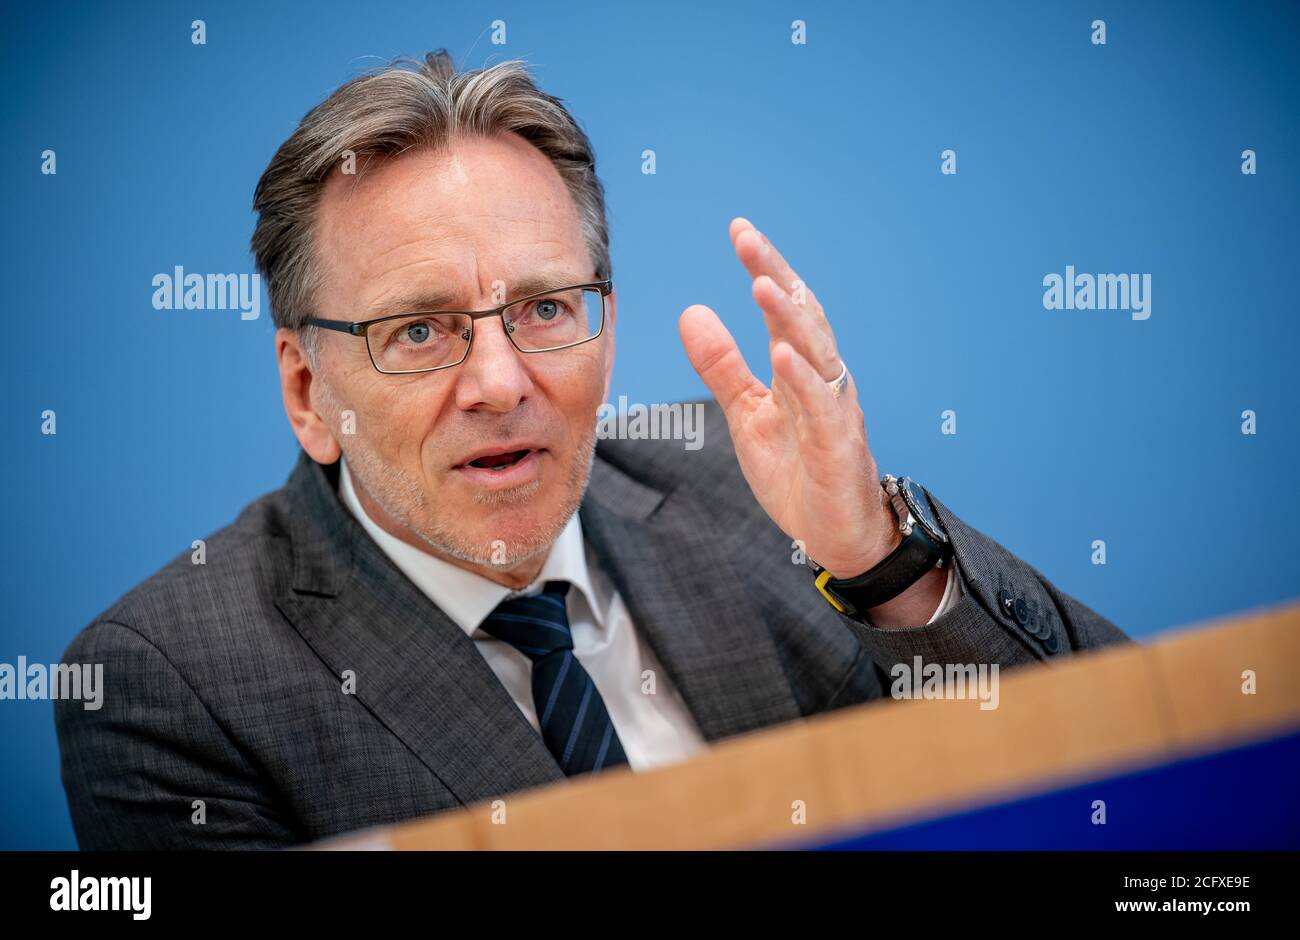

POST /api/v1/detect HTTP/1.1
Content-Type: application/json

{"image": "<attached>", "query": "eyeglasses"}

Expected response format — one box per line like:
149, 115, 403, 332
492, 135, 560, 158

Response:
304, 279, 612, 374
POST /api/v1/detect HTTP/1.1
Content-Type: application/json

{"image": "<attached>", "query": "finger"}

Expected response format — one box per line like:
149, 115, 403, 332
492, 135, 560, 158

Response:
753, 275, 841, 381
730, 218, 823, 304
730, 221, 835, 348
679, 303, 767, 416
729, 216, 755, 245
733, 224, 800, 296
771, 340, 845, 454
729, 216, 763, 255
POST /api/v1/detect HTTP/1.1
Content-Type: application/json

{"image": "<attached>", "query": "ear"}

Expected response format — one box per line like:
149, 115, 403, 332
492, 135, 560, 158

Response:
600, 287, 617, 404
276, 328, 342, 465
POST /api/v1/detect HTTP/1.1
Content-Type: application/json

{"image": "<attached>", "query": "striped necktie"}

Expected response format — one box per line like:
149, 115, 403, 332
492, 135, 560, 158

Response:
478, 580, 629, 776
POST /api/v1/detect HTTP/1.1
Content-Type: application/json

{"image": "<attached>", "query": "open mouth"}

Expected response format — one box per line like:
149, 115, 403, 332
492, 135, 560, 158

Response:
464, 449, 533, 471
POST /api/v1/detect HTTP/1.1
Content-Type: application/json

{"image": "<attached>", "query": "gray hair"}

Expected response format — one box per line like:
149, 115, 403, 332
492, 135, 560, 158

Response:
250, 49, 612, 349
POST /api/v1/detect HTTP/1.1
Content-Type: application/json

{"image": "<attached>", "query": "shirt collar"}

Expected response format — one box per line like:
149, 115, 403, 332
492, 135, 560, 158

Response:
337, 455, 601, 638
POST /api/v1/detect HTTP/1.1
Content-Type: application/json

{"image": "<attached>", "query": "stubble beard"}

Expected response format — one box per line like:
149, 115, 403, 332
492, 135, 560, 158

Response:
321, 381, 598, 570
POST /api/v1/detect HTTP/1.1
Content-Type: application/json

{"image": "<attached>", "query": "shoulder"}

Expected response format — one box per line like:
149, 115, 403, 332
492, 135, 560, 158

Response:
61, 480, 297, 671
593, 396, 754, 512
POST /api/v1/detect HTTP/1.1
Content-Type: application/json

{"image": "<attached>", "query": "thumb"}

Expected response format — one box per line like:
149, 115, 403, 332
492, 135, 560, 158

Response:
679, 304, 764, 415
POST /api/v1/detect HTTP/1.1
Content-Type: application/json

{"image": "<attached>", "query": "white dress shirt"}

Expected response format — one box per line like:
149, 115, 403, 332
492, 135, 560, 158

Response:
337, 456, 960, 772
338, 457, 708, 771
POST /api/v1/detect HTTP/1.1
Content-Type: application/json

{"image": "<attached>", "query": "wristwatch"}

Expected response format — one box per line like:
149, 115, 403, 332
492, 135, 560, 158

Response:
811, 474, 950, 618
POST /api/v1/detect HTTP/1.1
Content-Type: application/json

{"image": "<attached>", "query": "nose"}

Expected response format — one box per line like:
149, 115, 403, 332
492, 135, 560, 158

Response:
452, 315, 535, 413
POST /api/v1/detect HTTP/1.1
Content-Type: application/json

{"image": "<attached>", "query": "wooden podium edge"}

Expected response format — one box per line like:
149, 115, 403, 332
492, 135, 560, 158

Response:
317, 600, 1300, 851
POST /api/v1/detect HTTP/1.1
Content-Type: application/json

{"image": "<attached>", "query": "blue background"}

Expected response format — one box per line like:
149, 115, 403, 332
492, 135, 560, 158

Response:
1, 0, 1297, 849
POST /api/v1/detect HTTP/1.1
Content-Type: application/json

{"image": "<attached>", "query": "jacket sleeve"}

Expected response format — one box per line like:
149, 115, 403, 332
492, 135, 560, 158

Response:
54, 620, 302, 850
836, 491, 1131, 676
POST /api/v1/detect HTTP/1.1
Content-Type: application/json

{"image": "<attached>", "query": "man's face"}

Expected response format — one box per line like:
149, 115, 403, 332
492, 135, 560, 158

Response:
307, 132, 615, 570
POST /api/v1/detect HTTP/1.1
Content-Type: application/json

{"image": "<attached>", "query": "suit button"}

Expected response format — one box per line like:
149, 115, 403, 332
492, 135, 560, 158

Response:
999, 589, 1015, 619
1012, 598, 1030, 627
1043, 631, 1060, 654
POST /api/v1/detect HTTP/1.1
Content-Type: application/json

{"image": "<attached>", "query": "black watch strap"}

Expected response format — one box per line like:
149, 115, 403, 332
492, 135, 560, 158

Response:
814, 520, 945, 618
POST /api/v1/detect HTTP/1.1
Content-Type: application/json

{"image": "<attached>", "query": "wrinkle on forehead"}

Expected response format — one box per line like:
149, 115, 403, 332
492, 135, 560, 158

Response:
313, 132, 588, 318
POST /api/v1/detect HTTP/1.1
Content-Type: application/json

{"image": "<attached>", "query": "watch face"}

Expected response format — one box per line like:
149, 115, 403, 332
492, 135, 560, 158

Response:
901, 478, 948, 544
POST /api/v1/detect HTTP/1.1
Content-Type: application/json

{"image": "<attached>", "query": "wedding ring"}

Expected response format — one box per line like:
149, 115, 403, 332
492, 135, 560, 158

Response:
827, 359, 849, 398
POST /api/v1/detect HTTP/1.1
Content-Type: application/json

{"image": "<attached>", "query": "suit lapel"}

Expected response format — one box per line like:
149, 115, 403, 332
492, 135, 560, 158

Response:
274, 441, 805, 805
274, 453, 564, 807
579, 455, 803, 742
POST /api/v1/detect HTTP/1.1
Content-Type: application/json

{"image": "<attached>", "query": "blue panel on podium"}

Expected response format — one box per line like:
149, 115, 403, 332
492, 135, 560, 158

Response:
804, 729, 1300, 850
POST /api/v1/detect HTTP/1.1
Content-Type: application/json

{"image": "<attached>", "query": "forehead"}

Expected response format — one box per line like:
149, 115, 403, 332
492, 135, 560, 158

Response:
313, 132, 590, 314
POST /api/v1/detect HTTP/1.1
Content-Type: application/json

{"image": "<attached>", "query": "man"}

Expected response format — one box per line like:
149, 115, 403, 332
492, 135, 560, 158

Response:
56, 50, 1127, 850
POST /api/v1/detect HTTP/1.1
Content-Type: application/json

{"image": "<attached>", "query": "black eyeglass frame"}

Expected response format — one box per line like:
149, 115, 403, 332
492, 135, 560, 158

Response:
303, 278, 613, 375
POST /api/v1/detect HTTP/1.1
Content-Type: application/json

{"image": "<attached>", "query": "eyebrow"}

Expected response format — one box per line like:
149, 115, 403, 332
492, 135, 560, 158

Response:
363, 269, 592, 317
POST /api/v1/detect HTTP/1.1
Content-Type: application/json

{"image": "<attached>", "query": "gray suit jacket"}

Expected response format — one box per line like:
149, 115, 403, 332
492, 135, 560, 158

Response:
56, 400, 1128, 849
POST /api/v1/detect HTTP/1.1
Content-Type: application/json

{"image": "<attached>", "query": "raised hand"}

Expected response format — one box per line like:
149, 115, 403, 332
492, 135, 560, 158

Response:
679, 218, 898, 581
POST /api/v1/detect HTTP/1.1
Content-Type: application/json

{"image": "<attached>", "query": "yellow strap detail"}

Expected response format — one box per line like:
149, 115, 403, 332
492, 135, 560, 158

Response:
814, 569, 849, 614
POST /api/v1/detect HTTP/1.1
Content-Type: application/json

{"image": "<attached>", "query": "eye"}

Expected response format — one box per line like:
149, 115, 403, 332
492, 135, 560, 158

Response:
535, 299, 560, 321
403, 322, 431, 344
